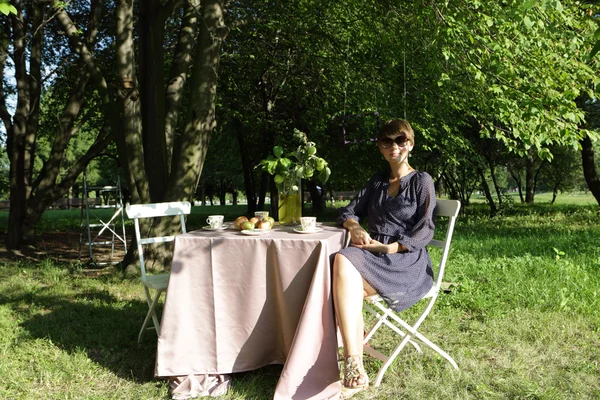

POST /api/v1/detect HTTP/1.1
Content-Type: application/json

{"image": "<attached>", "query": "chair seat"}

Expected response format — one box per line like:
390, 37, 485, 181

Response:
141, 273, 170, 290
365, 285, 439, 304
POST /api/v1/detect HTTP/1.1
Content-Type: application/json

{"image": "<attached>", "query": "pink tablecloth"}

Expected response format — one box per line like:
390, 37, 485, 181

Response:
155, 224, 347, 399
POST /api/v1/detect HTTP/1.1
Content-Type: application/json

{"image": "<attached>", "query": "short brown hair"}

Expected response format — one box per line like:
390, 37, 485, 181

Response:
378, 119, 414, 144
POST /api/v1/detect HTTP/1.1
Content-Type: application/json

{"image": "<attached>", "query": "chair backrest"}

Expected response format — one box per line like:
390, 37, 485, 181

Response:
126, 201, 192, 279
428, 199, 461, 292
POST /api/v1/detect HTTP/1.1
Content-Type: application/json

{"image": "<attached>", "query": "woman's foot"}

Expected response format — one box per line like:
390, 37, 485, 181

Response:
341, 355, 369, 399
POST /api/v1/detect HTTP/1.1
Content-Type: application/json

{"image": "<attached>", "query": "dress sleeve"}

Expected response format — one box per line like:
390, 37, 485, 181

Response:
336, 175, 378, 226
396, 173, 436, 252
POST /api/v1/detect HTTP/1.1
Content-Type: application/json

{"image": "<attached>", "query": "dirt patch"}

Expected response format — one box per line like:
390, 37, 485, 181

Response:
0, 231, 126, 266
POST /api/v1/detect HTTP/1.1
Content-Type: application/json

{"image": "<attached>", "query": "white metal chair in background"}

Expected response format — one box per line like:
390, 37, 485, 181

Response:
362, 199, 461, 386
126, 201, 191, 343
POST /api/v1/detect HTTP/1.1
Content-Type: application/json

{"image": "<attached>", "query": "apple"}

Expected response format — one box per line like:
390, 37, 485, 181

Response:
249, 217, 259, 225
265, 216, 275, 227
241, 220, 255, 230
256, 220, 272, 230
315, 157, 326, 171
234, 216, 248, 230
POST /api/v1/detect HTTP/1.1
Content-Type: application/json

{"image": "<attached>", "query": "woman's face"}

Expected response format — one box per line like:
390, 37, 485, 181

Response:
378, 134, 414, 164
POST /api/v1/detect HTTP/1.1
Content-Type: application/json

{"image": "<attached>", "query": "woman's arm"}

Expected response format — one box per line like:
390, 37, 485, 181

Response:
337, 174, 380, 245
353, 239, 405, 254
395, 173, 436, 252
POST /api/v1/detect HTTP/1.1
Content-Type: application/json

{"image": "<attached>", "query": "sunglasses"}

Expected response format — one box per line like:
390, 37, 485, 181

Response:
379, 137, 409, 149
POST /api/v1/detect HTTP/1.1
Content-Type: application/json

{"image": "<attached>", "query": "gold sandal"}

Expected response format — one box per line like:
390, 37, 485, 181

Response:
341, 355, 369, 399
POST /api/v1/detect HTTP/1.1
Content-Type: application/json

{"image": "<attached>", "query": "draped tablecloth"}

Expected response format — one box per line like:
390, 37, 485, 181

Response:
155, 224, 347, 400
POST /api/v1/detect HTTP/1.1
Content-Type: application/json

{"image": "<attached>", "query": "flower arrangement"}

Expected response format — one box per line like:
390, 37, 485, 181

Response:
258, 129, 331, 191
258, 129, 331, 224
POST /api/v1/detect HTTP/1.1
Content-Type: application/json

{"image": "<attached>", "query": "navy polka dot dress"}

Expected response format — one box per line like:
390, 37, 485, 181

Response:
337, 170, 436, 312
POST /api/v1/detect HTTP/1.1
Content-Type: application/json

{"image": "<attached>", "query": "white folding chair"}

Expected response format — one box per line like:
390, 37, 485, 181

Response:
362, 199, 461, 386
125, 201, 191, 343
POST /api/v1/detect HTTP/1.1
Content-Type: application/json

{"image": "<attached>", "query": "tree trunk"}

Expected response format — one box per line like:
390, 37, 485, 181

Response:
441, 171, 460, 203
551, 183, 559, 204
4, 1, 112, 249
6, 4, 34, 249
164, 0, 201, 162
116, 0, 148, 205
487, 160, 503, 206
55, 1, 228, 270
139, 0, 168, 202
257, 172, 268, 211
478, 166, 497, 217
166, 0, 227, 203
234, 118, 257, 214
5, 3, 44, 248
507, 167, 524, 203
580, 134, 600, 205
308, 180, 325, 216
269, 177, 278, 220
525, 153, 535, 204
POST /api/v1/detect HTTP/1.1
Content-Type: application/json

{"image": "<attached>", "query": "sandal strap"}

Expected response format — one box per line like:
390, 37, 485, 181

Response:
343, 355, 365, 384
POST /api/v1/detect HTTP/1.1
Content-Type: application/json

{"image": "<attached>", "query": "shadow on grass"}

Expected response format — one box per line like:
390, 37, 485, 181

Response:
0, 285, 161, 384
0, 280, 293, 398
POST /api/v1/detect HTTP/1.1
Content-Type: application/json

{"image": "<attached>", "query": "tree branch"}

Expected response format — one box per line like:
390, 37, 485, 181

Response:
164, 0, 201, 160
54, 6, 112, 106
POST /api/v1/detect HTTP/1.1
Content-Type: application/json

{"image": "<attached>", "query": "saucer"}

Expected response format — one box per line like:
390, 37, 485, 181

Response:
203, 225, 228, 231
293, 227, 323, 234
241, 229, 270, 236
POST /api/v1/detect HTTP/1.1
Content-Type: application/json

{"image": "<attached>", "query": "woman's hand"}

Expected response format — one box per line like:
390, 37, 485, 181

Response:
343, 220, 371, 245
349, 227, 371, 245
353, 239, 398, 254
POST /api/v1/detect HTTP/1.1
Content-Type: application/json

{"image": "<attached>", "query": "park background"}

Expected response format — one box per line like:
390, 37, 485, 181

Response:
1, 1, 600, 399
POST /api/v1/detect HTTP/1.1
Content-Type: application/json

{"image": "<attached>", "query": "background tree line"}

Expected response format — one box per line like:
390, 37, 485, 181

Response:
0, 0, 598, 262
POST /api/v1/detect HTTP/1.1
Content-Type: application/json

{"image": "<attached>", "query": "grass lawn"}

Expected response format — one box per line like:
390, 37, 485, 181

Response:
0, 196, 599, 399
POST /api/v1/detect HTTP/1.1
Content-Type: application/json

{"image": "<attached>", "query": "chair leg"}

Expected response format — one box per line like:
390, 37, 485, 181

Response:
372, 331, 413, 387
138, 288, 164, 343
364, 304, 421, 353
407, 330, 459, 370
366, 301, 459, 387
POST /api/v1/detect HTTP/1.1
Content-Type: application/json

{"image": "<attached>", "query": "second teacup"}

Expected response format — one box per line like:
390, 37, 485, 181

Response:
300, 216, 317, 231
207, 215, 224, 229
255, 211, 269, 222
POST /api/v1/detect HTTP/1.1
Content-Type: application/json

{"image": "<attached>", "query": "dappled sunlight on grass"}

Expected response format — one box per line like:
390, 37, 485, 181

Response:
1, 199, 599, 398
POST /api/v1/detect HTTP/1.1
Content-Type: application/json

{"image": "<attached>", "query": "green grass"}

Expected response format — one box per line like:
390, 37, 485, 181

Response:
1, 197, 599, 399
469, 191, 598, 205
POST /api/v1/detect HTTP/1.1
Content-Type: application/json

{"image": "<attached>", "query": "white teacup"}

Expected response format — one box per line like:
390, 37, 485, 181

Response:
255, 211, 269, 221
206, 215, 224, 229
300, 216, 317, 232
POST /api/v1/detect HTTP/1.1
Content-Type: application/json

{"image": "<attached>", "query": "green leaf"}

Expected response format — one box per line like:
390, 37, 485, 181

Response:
521, 0, 537, 11
590, 40, 600, 59
523, 16, 534, 29
273, 146, 284, 158
554, 0, 563, 12
278, 158, 292, 170
0, 3, 16, 15
287, 151, 300, 161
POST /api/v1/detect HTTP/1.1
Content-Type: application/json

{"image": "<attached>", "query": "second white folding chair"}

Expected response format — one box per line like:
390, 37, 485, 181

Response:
126, 201, 191, 343
362, 199, 461, 386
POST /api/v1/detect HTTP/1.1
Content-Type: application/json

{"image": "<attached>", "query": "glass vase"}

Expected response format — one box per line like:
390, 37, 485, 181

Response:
278, 180, 302, 225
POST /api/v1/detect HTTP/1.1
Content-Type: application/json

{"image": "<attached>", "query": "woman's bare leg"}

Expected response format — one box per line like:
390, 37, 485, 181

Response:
333, 253, 374, 389
333, 253, 363, 358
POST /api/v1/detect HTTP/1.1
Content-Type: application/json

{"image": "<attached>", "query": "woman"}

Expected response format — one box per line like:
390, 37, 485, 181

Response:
333, 119, 436, 399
